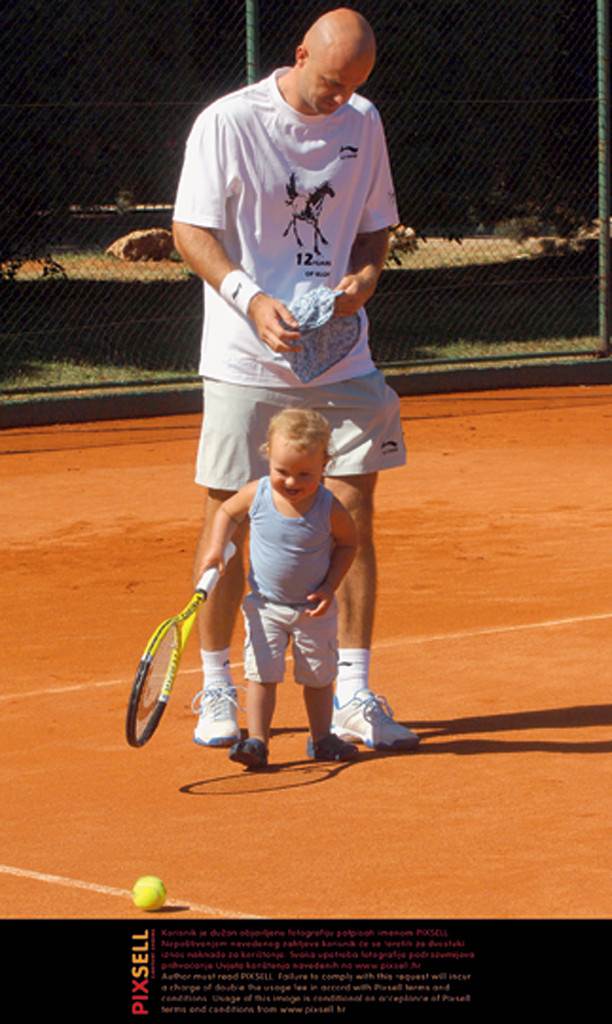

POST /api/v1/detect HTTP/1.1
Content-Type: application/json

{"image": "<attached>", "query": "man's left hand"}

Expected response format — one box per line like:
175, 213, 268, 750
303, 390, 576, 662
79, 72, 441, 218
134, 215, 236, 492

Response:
333, 227, 389, 316
333, 269, 379, 316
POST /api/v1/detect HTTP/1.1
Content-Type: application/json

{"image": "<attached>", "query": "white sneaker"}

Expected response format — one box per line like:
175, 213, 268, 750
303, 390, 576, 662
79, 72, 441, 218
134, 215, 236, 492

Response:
192, 687, 241, 747
331, 689, 419, 750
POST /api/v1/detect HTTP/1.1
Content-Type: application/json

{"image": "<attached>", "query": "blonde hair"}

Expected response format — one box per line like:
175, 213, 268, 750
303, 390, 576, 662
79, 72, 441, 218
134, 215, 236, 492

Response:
262, 407, 332, 458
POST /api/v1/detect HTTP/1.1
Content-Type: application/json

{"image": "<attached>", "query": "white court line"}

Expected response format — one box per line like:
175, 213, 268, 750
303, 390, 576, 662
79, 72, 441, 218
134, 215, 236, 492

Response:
376, 610, 612, 648
0, 864, 263, 919
4, 611, 612, 704
0, 661, 243, 702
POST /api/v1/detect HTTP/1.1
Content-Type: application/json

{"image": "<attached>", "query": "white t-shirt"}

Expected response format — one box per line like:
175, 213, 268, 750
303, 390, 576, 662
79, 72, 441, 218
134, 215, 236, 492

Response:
174, 69, 399, 388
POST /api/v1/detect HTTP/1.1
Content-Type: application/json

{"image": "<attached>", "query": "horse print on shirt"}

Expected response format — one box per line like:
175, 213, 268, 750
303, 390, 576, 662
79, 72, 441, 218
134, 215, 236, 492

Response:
283, 173, 335, 256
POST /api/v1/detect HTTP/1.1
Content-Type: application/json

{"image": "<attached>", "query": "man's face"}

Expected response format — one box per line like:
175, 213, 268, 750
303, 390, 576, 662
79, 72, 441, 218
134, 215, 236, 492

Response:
293, 44, 374, 116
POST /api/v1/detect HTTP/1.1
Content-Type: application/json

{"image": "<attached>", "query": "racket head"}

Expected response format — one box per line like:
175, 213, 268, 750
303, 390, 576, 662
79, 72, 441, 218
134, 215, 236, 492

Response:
126, 618, 182, 747
126, 544, 235, 749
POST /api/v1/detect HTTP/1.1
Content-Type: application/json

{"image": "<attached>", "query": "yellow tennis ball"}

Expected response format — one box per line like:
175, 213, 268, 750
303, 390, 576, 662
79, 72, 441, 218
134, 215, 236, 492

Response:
132, 875, 166, 911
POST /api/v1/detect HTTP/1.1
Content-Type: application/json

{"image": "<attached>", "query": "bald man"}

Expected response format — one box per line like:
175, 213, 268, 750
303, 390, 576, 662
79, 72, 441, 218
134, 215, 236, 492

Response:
173, 8, 419, 755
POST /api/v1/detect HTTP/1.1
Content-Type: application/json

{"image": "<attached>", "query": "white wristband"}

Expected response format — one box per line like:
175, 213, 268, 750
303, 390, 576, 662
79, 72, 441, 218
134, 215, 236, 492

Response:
219, 270, 262, 317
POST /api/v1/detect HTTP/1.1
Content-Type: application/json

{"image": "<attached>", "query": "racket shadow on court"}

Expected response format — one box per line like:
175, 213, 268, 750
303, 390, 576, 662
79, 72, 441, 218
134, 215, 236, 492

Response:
179, 747, 411, 797
407, 703, 612, 755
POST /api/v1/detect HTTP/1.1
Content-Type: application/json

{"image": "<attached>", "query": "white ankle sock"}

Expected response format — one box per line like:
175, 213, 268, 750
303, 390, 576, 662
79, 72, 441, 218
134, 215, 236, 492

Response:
202, 648, 233, 690
335, 649, 371, 704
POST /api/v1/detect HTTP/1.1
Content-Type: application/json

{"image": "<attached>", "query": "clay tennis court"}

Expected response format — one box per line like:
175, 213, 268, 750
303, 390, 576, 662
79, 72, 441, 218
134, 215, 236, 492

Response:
2, 384, 612, 920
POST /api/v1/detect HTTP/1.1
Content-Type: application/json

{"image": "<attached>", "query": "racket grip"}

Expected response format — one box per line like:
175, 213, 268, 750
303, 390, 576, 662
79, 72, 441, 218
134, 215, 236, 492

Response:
195, 541, 237, 595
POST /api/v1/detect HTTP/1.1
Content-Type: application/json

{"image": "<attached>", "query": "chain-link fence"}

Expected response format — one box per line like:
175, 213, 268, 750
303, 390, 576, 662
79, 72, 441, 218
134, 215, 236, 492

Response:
1, 0, 606, 395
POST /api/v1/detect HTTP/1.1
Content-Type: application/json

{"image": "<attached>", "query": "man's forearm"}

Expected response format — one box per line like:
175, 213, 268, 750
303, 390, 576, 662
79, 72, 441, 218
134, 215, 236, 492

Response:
349, 227, 389, 286
172, 220, 301, 353
334, 227, 389, 315
172, 221, 236, 291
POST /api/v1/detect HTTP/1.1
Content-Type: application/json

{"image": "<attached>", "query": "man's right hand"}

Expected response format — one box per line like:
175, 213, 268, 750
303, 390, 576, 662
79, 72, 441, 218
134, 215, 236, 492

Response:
248, 293, 302, 353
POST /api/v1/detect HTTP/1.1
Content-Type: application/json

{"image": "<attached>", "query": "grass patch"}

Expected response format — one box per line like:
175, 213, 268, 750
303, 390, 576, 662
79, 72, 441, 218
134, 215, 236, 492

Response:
1, 360, 198, 392
387, 235, 528, 271
396, 337, 597, 364
0, 237, 600, 392
6, 236, 540, 282
8, 250, 192, 283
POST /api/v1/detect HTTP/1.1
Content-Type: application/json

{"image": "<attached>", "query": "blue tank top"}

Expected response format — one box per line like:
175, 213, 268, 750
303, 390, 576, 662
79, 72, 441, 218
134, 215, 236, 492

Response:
248, 476, 334, 606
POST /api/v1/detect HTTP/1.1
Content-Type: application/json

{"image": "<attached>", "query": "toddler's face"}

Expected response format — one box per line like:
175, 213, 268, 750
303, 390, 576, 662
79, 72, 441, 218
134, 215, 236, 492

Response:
268, 435, 326, 506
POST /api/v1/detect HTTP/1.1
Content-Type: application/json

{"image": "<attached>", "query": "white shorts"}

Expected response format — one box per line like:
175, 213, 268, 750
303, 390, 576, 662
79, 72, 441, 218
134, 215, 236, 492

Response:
195, 370, 406, 491
242, 593, 338, 688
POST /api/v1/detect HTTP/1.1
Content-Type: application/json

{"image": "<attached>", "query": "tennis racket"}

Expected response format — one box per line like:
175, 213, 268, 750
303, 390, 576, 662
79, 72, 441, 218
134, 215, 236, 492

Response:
125, 542, 237, 748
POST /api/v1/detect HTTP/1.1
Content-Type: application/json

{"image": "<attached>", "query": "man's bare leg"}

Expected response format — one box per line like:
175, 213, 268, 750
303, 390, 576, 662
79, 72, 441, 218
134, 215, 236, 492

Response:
325, 471, 419, 750
324, 472, 377, 650
194, 488, 247, 648
192, 487, 247, 747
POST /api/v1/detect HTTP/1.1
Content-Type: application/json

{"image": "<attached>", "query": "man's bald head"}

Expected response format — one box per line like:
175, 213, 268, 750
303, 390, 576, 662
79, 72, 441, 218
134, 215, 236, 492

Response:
303, 8, 376, 70
278, 8, 377, 117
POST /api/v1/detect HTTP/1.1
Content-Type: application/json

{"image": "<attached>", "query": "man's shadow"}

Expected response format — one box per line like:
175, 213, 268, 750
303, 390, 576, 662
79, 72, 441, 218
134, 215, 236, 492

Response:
409, 703, 612, 754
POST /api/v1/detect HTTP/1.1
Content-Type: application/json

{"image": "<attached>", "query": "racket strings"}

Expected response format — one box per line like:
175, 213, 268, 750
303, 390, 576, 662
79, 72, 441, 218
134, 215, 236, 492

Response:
148, 629, 179, 685
131, 627, 180, 742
